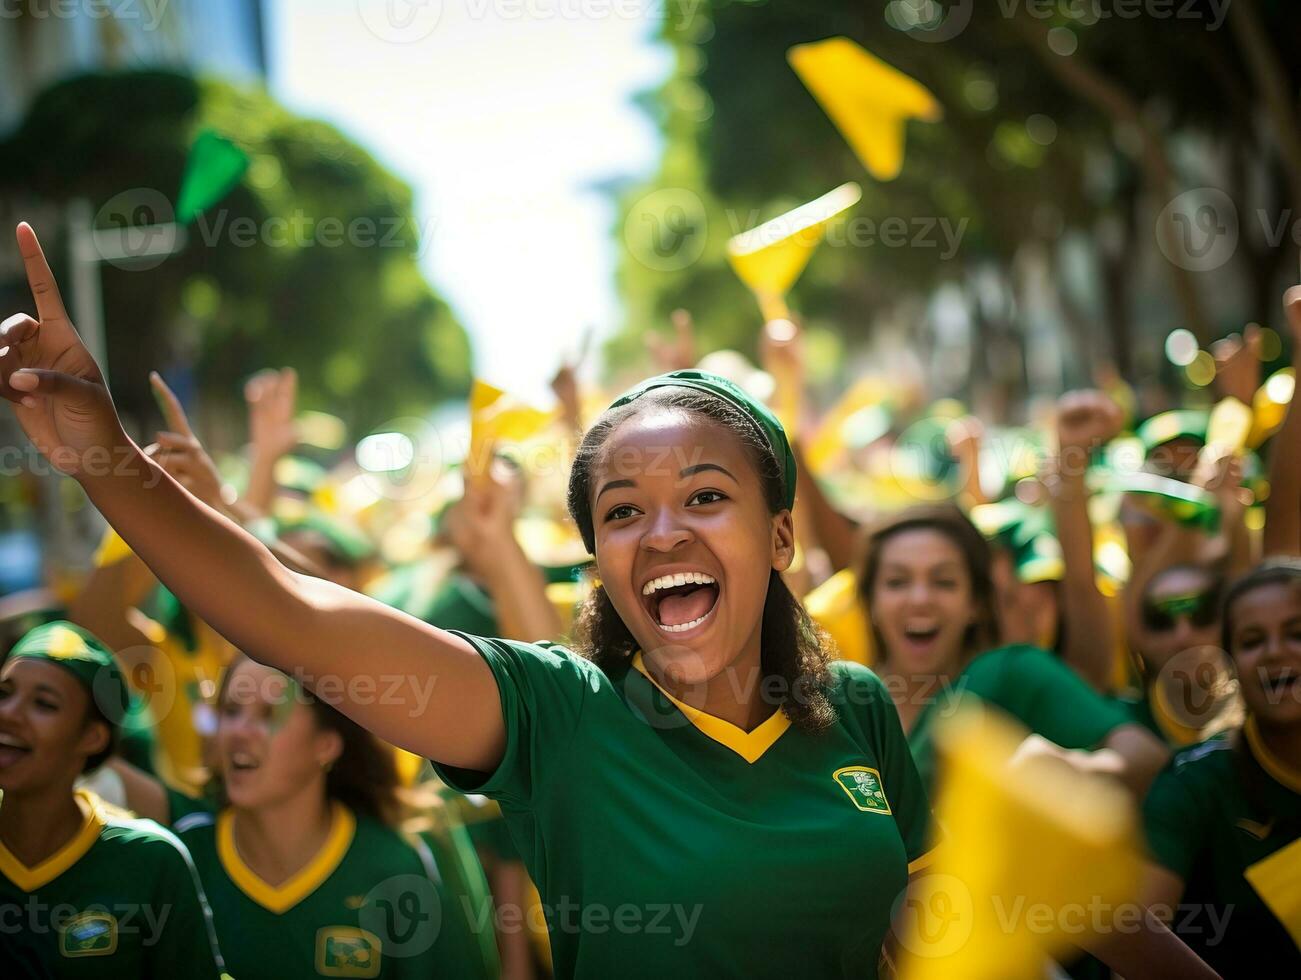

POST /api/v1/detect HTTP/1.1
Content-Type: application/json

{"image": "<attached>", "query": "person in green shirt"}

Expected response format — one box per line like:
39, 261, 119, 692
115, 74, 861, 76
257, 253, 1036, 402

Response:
0, 620, 225, 978
0, 238, 939, 980
2, 232, 933, 972
854, 504, 1169, 799
168, 653, 499, 980
853, 505, 1208, 980
1141, 559, 1301, 978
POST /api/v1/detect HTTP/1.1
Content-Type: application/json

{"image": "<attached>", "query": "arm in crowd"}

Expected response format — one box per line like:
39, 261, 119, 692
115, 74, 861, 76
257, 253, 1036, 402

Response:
1044, 390, 1124, 691
2, 223, 509, 774
1264, 288, 1301, 556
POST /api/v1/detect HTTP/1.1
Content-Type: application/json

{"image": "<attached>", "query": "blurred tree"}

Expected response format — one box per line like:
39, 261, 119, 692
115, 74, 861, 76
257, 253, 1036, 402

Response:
0, 70, 471, 443
615, 0, 1301, 417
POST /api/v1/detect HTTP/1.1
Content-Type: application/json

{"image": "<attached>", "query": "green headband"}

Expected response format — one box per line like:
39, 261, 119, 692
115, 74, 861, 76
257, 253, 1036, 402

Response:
6, 621, 130, 724
608, 370, 797, 510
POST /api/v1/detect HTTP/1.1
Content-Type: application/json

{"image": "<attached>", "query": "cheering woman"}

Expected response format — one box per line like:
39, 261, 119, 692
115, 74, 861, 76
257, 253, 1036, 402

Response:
1, 223, 933, 978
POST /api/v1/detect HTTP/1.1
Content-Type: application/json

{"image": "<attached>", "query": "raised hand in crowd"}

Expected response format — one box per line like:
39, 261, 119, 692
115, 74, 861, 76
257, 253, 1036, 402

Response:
243, 366, 298, 515
1043, 389, 1125, 690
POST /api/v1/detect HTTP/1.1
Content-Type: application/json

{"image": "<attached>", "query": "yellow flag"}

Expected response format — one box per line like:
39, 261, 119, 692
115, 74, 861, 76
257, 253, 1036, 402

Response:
1247, 367, 1295, 448
803, 569, 872, 667
725, 182, 862, 320
468, 380, 555, 477
787, 37, 942, 181
898, 708, 1141, 980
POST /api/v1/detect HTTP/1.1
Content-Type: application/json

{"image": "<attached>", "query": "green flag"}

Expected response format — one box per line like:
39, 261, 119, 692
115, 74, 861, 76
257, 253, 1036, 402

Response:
176, 130, 249, 224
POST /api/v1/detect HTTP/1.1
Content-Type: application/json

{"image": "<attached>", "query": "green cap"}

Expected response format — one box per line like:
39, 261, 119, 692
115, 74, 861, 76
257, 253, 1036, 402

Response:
607, 370, 797, 510
1136, 409, 1208, 454
7, 621, 130, 724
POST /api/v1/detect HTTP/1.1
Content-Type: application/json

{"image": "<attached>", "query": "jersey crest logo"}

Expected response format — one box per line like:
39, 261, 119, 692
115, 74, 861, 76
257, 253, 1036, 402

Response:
344, 894, 367, 910
59, 910, 118, 957
833, 766, 892, 814
316, 926, 382, 977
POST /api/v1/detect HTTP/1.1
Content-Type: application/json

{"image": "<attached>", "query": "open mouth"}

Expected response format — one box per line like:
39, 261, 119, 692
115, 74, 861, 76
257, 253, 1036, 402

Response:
642, 571, 720, 634
228, 751, 261, 773
902, 622, 942, 646
0, 731, 33, 769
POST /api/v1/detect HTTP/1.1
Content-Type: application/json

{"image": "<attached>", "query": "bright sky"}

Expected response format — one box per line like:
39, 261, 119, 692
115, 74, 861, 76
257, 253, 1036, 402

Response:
265, 0, 671, 403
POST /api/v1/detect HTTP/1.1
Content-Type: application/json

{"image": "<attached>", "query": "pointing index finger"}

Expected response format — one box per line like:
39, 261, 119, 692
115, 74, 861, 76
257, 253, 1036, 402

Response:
149, 371, 195, 437
16, 223, 69, 323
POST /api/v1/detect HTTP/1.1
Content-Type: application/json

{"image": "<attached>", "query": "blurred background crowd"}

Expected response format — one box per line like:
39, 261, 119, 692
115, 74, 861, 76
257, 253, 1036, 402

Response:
2, 2, 1301, 979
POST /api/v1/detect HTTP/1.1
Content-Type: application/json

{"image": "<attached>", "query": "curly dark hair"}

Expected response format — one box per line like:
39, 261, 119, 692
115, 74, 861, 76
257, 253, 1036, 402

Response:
566, 385, 836, 733
856, 504, 1002, 665
209, 655, 402, 825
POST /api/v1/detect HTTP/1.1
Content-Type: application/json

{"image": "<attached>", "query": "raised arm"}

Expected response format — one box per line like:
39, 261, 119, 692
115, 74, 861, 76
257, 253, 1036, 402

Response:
1, 223, 505, 772
1044, 390, 1124, 690
1264, 287, 1301, 556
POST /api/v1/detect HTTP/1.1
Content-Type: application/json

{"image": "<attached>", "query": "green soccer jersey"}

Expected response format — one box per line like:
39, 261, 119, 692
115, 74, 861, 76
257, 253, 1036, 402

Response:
1142, 721, 1301, 978
0, 789, 224, 979
906, 644, 1133, 795
431, 634, 936, 980
177, 801, 494, 980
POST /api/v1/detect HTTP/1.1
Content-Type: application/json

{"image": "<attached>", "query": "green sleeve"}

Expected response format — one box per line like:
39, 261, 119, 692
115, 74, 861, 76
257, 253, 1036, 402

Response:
165, 787, 215, 826
966, 645, 1132, 750
430, 632, 597, 807
142, 830, 225, 979
841, 664, 936, 866
1142, 760, 1209, 880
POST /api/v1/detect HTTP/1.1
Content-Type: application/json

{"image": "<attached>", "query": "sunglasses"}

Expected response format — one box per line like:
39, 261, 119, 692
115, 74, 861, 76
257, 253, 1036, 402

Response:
1142, 590, 1219, 633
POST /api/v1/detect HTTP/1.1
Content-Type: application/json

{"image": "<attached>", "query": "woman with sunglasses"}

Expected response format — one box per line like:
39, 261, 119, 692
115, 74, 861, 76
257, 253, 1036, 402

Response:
1141, 559, 1301, 977
1, 223, 934, 978
1119, 564, 1238, 747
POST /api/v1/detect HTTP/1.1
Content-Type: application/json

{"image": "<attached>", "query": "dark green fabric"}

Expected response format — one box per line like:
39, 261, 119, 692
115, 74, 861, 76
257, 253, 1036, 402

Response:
432, 635, 933, 979
608, 370, 797, 510
1143, 735, 1301, 979
907, 644, 1133, 797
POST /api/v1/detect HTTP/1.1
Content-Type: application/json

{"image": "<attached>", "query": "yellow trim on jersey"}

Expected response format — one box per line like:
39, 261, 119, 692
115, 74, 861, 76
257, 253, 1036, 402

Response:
0, 790, 104, 892
1245, 717, 1301, 793
631, 652, 791, 763
217, 802, 355, 913
907, 845, 940, 876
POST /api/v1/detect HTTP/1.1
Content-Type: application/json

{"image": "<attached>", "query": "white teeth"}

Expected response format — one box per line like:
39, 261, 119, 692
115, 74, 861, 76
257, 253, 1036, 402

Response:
231, 752, 259, 769
658, 612, 711, 633
641, 572, 716, 596
0, 733, 29, 749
